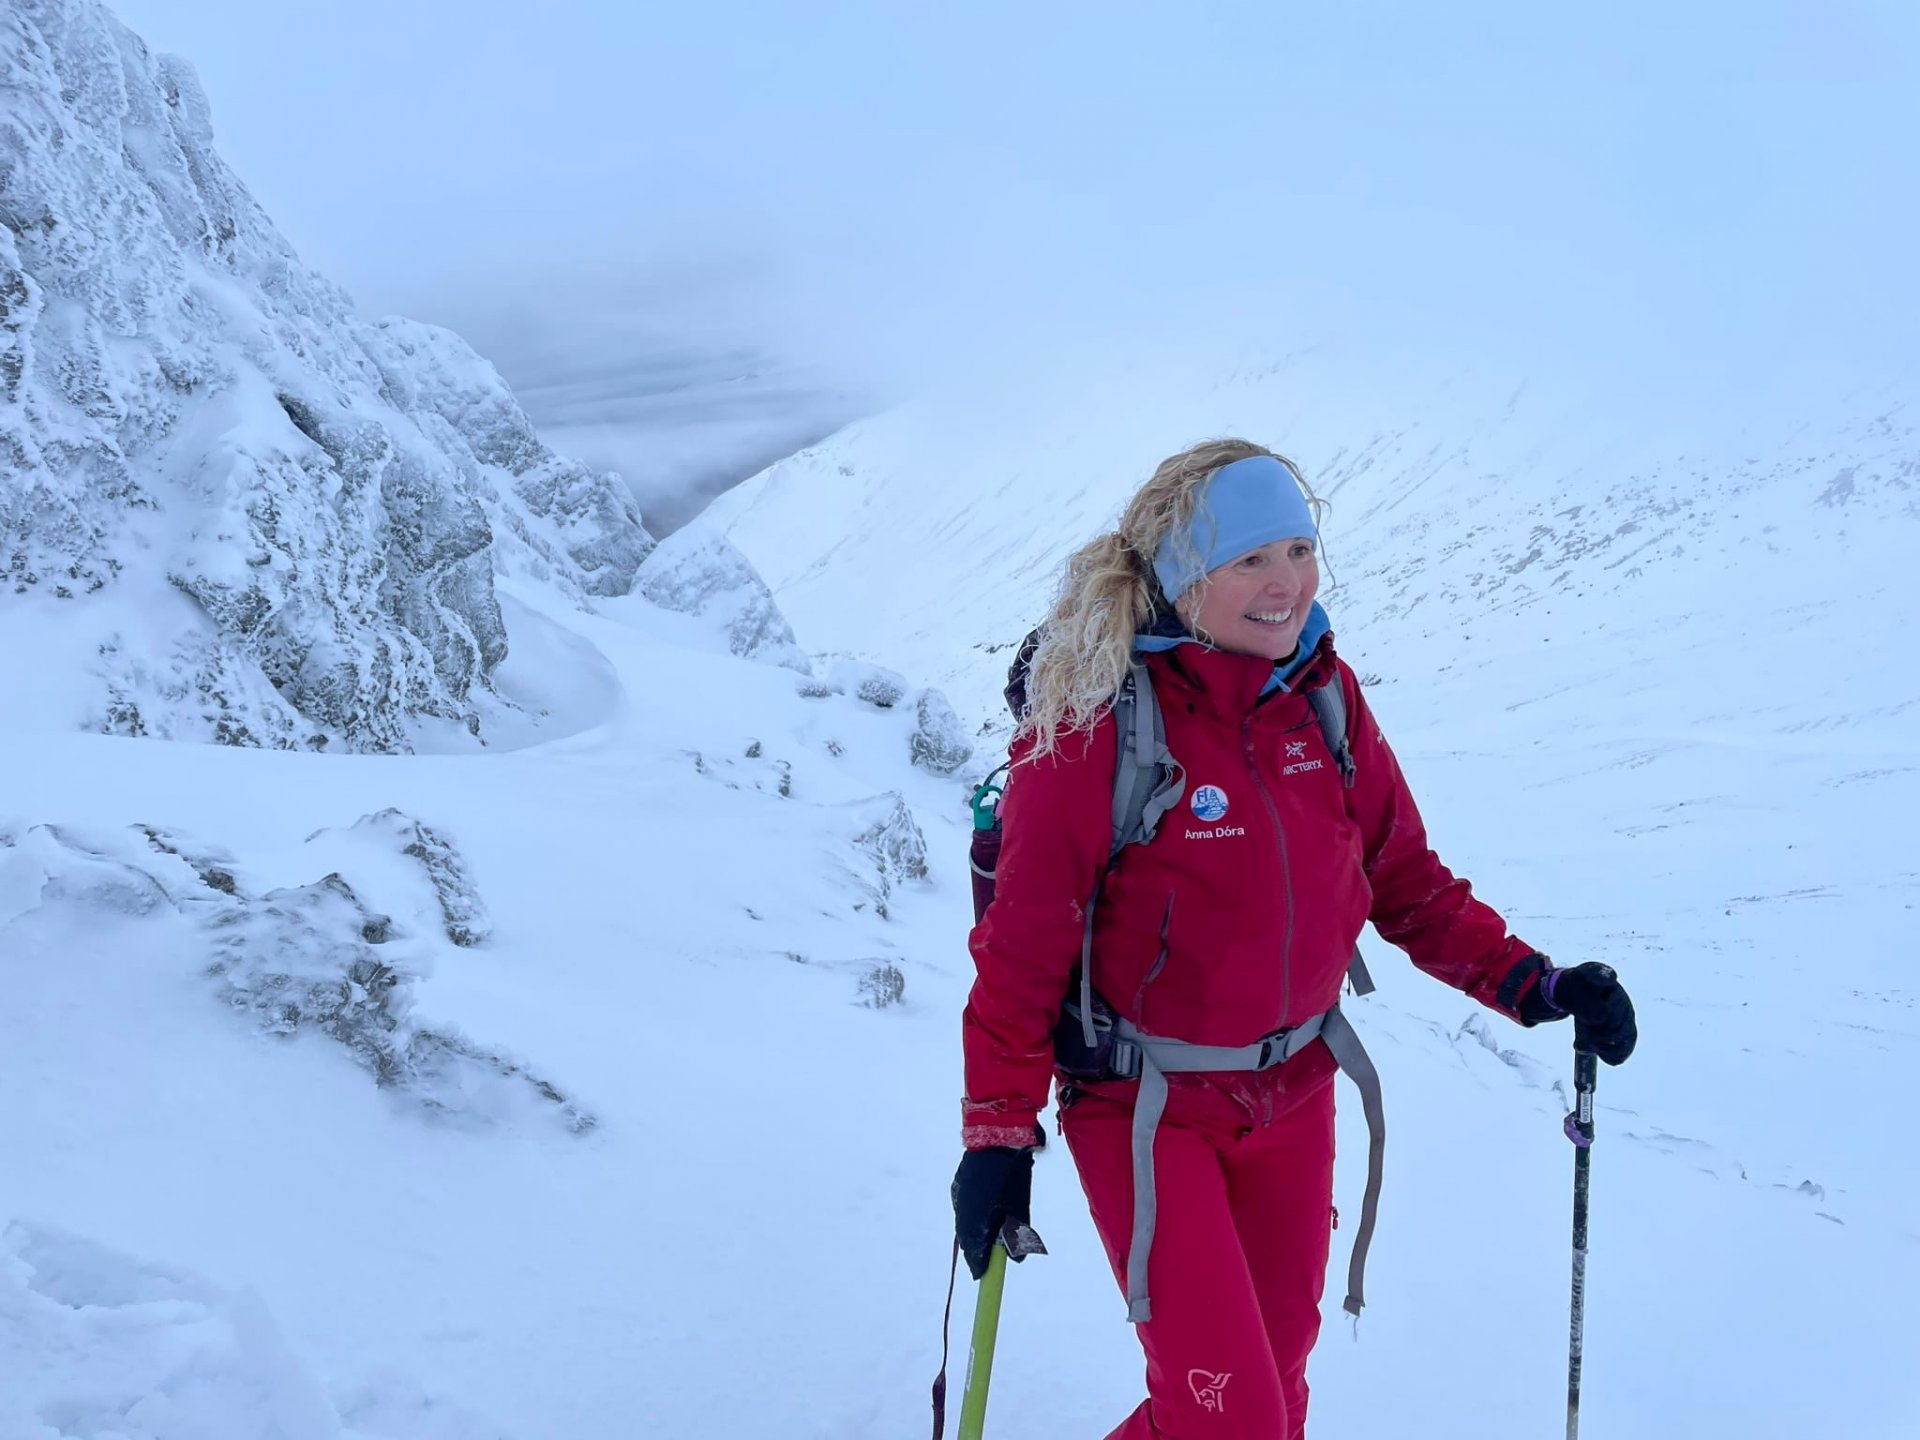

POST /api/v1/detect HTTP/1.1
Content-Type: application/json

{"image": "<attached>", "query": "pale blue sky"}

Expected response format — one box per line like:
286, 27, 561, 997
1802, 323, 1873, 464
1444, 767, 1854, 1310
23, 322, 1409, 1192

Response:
112, 0, 1920, 404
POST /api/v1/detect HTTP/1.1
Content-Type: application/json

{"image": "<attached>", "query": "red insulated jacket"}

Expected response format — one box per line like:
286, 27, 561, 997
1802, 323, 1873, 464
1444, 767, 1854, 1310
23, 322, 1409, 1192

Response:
961, 631, 1541, 1148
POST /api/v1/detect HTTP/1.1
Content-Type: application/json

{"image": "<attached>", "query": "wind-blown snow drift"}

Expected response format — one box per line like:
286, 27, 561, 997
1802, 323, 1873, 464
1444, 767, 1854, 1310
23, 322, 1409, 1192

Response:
0, 0, 653, 752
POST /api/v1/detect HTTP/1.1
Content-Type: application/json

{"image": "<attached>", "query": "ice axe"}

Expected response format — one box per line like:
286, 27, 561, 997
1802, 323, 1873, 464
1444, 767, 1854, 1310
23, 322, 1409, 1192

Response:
930, 1221, 1045, 1439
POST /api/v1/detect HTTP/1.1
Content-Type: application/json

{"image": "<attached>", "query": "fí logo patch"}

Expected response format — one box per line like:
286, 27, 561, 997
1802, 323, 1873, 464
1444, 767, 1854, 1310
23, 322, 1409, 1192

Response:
1190, 785, 1230, 823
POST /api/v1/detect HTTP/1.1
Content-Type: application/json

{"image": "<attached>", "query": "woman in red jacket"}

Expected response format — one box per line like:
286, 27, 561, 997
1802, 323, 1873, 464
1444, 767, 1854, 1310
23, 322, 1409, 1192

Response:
952, 438, 1636, 1439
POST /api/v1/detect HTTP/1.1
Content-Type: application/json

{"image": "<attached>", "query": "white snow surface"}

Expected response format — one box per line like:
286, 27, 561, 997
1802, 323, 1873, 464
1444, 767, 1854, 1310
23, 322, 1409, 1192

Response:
699, 352, 1917, 1435
5, 336, 1917, 1436
4, 6, 1920, 1437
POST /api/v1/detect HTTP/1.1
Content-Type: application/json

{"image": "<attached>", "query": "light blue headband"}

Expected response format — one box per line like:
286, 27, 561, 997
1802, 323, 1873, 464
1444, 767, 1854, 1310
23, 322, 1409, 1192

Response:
1152, 455, 1317, 602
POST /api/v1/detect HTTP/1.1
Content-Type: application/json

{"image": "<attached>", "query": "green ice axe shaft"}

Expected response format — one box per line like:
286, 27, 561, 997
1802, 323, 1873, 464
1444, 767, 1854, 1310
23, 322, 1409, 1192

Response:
957, 1243, 1009, 1440
932, 1220, 1041, 1439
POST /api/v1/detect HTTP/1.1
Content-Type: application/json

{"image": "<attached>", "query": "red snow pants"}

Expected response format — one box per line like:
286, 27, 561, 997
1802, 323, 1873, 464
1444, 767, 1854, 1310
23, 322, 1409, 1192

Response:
1060, 1046, 1338, 1440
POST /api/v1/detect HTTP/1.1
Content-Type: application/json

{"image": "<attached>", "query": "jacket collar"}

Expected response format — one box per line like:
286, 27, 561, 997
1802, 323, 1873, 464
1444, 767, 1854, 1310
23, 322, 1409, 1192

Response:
1133, 602, 1340, 718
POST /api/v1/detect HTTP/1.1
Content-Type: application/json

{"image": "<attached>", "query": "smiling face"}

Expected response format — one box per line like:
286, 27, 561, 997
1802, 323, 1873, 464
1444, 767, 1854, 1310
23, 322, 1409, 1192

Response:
1176, 537, 1320, 660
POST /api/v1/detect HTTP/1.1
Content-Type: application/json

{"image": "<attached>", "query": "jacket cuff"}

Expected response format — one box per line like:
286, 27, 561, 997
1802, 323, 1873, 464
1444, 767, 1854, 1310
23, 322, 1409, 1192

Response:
961, 1099, 1041, 1150
1495, 953, 1556, 1025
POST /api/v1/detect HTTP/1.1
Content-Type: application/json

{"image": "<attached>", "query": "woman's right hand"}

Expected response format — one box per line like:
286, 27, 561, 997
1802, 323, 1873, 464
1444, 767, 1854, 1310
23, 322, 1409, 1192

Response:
951, 1146, 1045, 1280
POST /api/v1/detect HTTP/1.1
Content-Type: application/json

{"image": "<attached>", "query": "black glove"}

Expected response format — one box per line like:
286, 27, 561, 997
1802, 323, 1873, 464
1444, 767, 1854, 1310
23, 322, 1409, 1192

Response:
1516, 958, 1638, 1065
951, 1146, 1045, 1281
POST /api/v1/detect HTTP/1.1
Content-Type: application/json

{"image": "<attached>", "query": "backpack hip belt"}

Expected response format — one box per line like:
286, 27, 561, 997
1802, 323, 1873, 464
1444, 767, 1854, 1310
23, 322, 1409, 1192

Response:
1103, 999, 1385, 1325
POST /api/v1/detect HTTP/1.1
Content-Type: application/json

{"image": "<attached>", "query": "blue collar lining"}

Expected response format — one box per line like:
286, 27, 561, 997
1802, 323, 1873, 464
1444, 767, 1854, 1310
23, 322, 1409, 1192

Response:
1133, 601, 1332, 693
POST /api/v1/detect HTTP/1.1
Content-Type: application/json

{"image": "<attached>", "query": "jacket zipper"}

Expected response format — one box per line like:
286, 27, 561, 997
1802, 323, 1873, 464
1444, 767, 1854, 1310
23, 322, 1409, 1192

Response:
1132, 890, 1176, 1014
1245, 715, 1293, 1020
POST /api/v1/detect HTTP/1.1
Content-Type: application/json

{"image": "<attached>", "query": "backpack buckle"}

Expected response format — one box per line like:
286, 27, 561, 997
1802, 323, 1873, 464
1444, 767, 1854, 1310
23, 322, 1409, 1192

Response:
1255, 1025, 1300, 1070
1109, 1038, 1142, 1081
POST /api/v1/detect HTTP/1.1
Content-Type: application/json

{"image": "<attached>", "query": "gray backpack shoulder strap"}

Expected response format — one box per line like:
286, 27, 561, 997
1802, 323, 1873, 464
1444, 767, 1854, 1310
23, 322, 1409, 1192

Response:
1347, 946, 1375, 996
1110, 661, 1185, 856
1079, 663, 1187, 1047
1305, 675, 1369, 995
1305, 677, 1357, 789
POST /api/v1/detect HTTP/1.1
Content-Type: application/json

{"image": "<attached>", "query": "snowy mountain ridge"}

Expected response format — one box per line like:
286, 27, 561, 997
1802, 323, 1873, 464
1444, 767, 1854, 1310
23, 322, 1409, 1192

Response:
1, 0, 652, 753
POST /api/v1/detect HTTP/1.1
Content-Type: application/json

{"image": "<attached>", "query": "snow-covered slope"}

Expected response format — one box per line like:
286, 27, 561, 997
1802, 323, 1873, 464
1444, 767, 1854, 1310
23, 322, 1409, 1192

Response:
689, 350, 1920, 1434
5, 1, 1919, 1432
6, 331, 1914, 1435
0, 0, 651, 752
700, 353, 1916, 729
0, 566, 971, 1437
5, 345, 1918, 1440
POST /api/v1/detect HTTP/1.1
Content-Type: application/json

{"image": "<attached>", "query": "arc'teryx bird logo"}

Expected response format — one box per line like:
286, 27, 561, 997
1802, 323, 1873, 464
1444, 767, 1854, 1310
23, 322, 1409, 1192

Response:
1190, 785, 1230, 823
1188, 1368, 1232, 1414
1285, 740, 1308, 759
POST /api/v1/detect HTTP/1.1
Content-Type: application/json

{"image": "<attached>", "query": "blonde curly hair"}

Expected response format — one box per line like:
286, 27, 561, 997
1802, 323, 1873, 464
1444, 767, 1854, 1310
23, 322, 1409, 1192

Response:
1016, 438, 1325, 759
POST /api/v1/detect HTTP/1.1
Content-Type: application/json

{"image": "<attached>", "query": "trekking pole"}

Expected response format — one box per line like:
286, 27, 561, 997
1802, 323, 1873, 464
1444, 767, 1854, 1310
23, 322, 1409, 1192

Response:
1564, 1048, 1598, 1440
957, 1242, 1010, 1440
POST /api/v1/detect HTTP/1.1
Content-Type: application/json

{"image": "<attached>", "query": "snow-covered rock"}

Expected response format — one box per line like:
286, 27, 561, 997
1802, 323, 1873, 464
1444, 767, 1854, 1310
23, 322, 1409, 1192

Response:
0, 0, 652, 752
823, 656, 911, 709
855, 959, 906, 1008
840, 791, 928, 922
633, 527, 809, 673
0, 815, 590, 1132
314, 807, 494, 950
907, 686, 972, 775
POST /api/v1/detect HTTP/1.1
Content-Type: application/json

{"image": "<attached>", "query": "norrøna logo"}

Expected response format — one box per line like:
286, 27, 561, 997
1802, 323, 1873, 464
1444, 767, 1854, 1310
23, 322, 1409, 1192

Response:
1189, 1369, 1232, 1414
1190, 785, 1230, 822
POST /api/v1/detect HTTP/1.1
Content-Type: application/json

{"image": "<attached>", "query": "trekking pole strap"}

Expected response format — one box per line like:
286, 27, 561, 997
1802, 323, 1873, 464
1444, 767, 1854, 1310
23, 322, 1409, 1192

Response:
930, 1241, 960, 1440
1110, 1004, 1383, 1324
